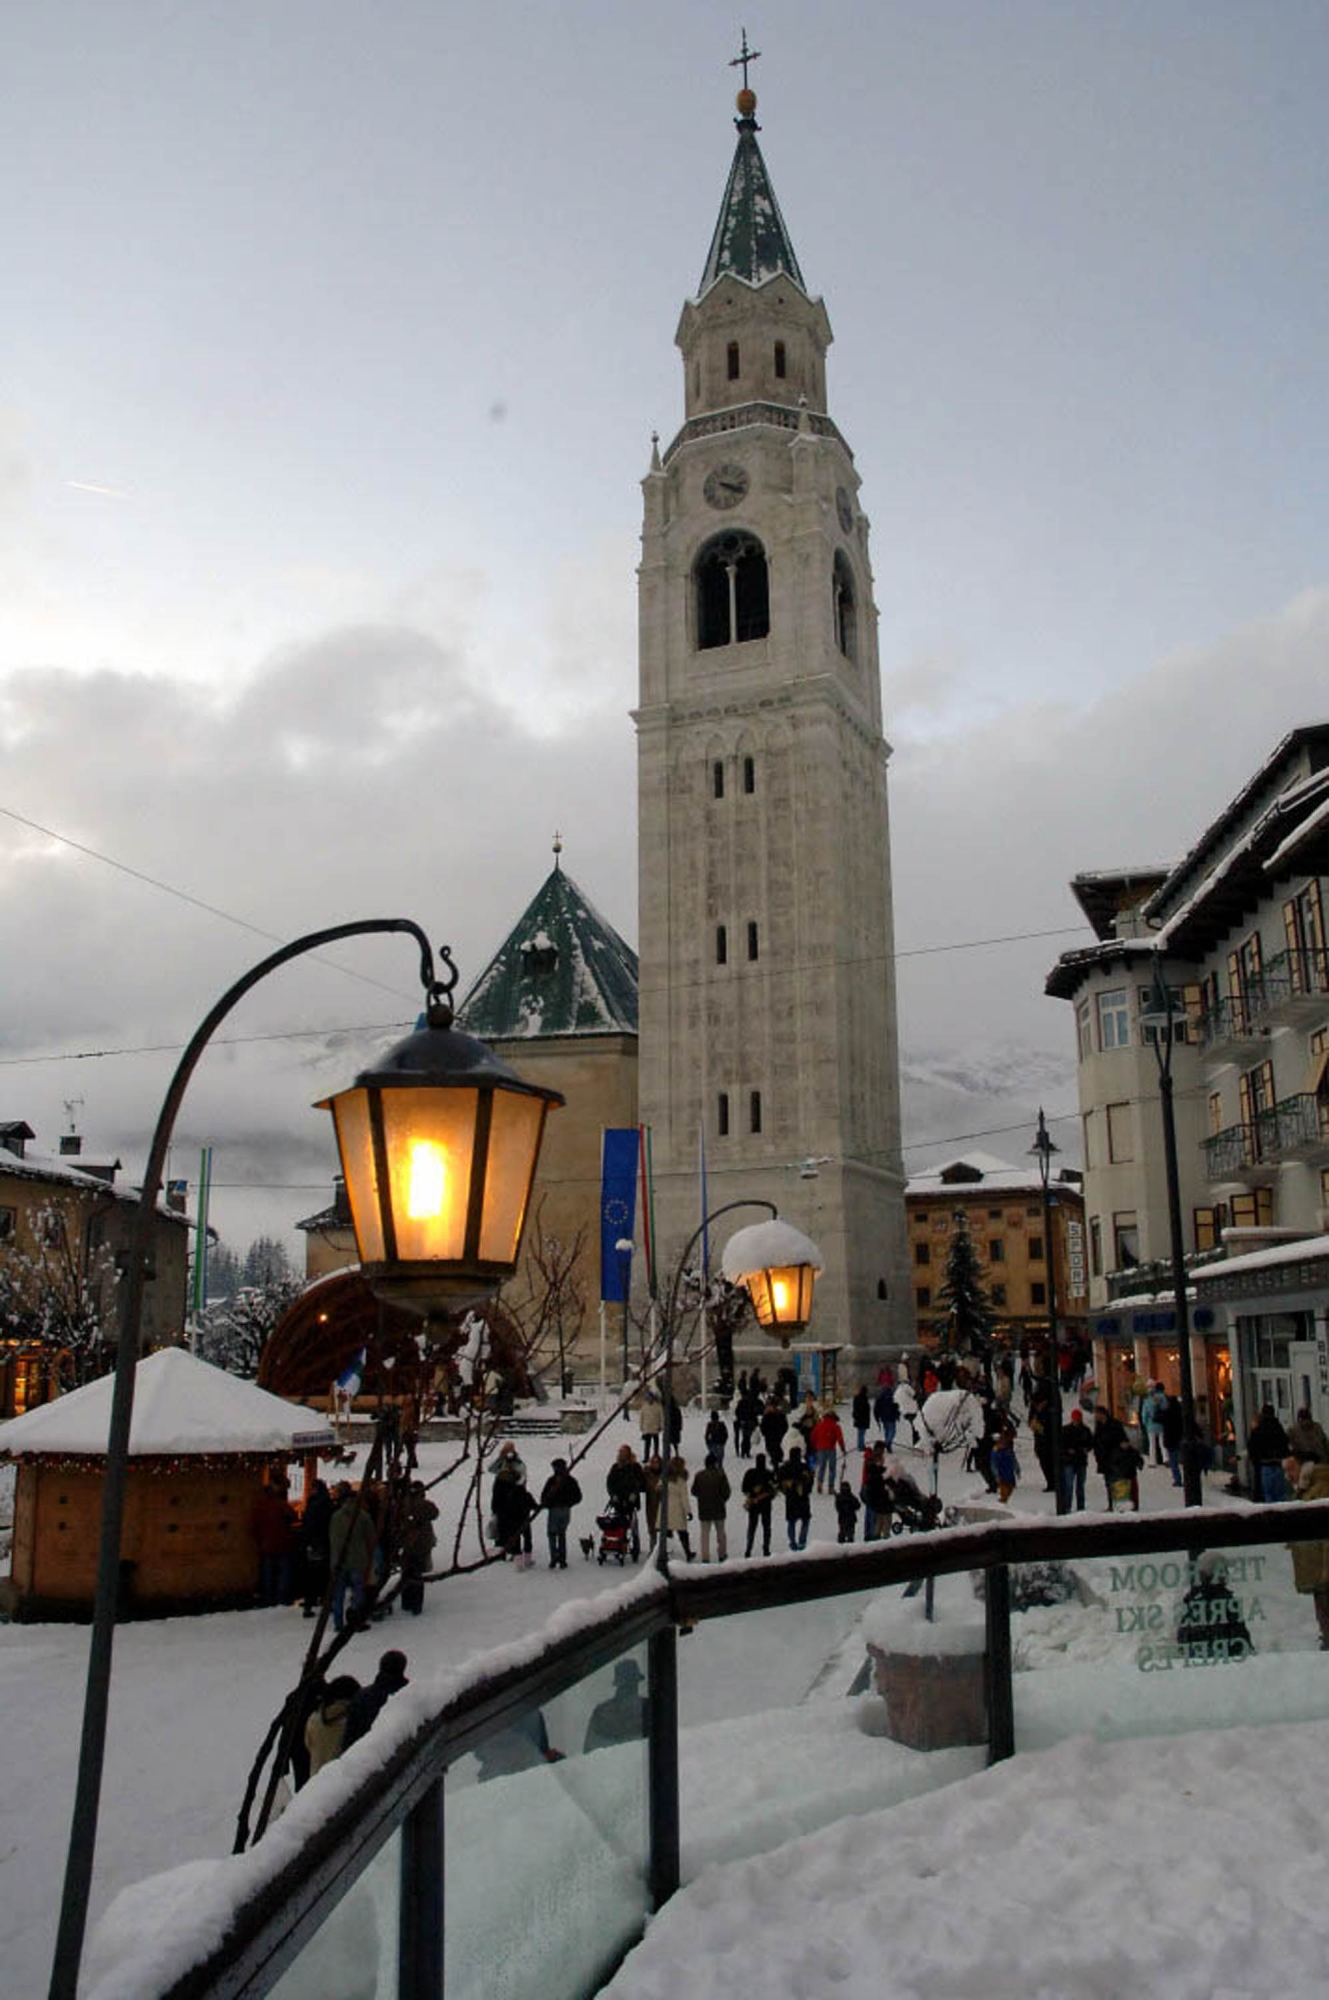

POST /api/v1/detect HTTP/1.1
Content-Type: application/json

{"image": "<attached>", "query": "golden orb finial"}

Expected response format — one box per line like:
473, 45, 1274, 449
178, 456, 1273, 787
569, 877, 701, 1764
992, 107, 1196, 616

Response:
736, 86, 757, 118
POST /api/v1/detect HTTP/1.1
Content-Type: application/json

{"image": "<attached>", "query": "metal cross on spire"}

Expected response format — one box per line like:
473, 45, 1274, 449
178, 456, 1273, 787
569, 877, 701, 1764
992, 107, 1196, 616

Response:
729, 27, 761, 91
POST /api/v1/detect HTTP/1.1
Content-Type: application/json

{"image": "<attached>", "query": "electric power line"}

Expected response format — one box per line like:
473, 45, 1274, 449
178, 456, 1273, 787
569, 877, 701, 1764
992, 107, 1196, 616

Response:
0, 804, 421, 1002
1, 926, 1091, 1071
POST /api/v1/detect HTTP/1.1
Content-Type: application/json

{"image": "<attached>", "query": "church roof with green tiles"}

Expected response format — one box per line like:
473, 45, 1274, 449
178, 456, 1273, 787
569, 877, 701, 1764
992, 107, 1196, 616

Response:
698, 109, 806, 297
456, 862, 638, 1041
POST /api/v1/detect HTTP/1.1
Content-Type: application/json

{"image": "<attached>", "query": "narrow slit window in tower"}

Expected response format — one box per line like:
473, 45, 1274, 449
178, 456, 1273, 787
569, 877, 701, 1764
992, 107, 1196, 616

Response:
747, 921, 759, 962
718, 1092, 730, 1138
749, 1090, 762, 1135
727, 341, 740, 381
713, 759, 725, 799
774, 340, 786, 379
833, 550, 858, 662
716, 924, 727, 965
743, 755, 755, 794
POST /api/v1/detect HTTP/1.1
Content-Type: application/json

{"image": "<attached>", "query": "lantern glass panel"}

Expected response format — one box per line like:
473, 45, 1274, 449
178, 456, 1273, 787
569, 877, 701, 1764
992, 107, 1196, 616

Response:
745, 1269, 775, 1326
328, 1088, 385, 1263
379, 1086, 479, 1261
478, 1090, 547, 1265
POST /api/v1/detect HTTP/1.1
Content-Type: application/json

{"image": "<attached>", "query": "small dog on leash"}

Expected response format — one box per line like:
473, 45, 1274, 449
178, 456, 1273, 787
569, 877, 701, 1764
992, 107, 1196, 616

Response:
579, 1535, 596, 1561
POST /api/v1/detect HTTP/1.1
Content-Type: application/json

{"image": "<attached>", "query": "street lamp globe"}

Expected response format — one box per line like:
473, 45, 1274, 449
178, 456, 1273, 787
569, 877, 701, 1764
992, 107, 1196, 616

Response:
721, 1218, 823, 1343
319, 996, 564, 1313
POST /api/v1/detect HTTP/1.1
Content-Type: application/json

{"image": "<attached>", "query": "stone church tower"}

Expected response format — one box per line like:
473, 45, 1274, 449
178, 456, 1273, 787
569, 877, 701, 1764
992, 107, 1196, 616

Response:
635, 79, 910, 1371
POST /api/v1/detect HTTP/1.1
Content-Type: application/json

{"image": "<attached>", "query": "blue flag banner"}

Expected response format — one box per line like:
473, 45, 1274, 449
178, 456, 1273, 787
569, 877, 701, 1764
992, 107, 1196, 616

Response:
599, 1128, 639, 1302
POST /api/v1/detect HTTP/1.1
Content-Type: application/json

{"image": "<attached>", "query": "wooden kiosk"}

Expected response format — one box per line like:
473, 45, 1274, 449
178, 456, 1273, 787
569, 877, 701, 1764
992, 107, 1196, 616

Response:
0, 1348, 334, 1621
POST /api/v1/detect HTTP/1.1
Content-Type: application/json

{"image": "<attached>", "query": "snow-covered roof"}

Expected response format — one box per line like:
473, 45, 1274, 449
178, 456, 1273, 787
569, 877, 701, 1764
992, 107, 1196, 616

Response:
1264, 786, 1329, 874
906, 1151, 1080, 1199
1192, 1233, 1329, 1283
721, 1219, 823, 1279
0, 1348, 336, 1459
456, 860, 637, 1041
0, 1143, 189, 1224
1048, 726, 1329, 1000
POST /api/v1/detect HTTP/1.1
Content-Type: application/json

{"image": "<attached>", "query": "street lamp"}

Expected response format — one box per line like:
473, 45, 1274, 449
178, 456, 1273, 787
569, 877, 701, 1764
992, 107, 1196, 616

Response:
721, 1217, 823, 1342
1029, 1109, 1066, 1515
50, 921, 562, 2000
319, 1002, 563, 1313
1140, 960, 1204, 1507
615, 1237, 634, 1385
655, 1204, 822, 1574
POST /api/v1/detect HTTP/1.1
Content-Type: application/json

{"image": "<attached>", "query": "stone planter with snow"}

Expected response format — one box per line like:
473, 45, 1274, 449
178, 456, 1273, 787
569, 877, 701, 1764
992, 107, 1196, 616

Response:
862, 1578, 988, 1751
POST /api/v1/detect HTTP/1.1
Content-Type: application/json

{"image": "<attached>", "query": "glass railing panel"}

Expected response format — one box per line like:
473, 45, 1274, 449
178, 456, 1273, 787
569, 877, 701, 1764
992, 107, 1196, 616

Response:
677, 1568, 986, 1880
443, 1640, 650, 2000
1010, 1533, 1329, 1751
265, 1824, 401, 2000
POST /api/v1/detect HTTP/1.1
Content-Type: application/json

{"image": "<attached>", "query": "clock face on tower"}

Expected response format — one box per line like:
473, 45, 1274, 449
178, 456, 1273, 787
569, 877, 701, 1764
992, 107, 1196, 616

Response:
835, 486, 854, 535
704, 461, 750, 509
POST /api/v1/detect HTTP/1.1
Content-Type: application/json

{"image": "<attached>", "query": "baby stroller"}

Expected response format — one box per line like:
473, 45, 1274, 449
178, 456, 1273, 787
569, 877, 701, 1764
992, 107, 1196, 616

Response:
596, 1502, 639, 1565
883, 1469, 947, 1535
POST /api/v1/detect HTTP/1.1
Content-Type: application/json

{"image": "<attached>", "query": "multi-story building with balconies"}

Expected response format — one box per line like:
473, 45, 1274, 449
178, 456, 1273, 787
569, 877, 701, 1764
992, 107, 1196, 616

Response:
1047, 725, 1329, 1463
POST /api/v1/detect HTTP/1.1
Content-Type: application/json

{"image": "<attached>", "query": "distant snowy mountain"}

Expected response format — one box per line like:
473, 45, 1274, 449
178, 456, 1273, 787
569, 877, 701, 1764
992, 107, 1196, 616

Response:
900, 1040, 1078, 1173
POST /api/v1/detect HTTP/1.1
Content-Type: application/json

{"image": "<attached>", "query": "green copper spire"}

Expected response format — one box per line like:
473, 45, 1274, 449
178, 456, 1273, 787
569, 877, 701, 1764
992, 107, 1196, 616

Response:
698, 75, 806, 298
456, 854, 638, 1041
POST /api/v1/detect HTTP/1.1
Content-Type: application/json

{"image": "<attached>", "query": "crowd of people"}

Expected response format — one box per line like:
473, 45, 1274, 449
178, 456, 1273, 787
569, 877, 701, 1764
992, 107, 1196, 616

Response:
247, 1470, 439, 1624
477, 1368, 956, 1568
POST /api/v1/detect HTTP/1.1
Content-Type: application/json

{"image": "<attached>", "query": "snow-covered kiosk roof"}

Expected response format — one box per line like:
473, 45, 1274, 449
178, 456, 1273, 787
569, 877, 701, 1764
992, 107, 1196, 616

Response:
0, 1347, 335, 1460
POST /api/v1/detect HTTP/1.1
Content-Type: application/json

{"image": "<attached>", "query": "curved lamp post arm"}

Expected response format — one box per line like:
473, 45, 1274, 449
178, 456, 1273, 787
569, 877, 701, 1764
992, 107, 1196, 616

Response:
656, 1199, 776, 1577
51, 918, 444, 2000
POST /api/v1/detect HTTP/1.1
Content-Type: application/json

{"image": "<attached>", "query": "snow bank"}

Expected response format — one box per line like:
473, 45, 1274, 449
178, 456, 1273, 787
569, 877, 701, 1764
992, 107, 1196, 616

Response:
604, 1719, 1329, 1999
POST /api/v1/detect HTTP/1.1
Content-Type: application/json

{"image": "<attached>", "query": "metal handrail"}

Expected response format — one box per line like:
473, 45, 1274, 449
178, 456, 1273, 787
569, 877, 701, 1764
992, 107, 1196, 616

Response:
1264, 946, 1329, 1005
1197, 989, 1269, 1050
138, 1502, 1329, 2000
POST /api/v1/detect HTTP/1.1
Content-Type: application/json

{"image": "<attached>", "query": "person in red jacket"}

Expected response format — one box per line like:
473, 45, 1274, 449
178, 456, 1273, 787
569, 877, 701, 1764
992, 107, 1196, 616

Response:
250, 1475, 297, 1606
809, 1410, 846, 1493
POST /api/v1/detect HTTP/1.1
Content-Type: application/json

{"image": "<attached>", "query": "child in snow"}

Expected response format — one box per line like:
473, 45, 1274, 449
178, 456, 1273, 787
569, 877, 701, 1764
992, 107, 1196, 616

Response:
992, 1427, 1019, 1503
834, 1480, 861, 1543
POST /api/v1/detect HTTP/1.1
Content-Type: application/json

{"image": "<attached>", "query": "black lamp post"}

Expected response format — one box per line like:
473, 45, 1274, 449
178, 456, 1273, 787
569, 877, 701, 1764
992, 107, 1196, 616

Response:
49, 922, 562, 2000
1140, 961, 1204, 1507
1029, 1109, 1066, 1515
654, 1205, 823, 1574
616, 1237, 633, 1386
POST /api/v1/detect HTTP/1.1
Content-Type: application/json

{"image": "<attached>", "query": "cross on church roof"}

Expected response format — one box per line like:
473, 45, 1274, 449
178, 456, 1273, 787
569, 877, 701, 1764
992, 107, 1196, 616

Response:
729, 28, 761, 92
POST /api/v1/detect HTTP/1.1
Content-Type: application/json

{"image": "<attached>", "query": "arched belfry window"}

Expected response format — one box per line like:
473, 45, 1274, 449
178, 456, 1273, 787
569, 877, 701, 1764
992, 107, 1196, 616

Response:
696, 531, 771, 651
833, 549, 858, 663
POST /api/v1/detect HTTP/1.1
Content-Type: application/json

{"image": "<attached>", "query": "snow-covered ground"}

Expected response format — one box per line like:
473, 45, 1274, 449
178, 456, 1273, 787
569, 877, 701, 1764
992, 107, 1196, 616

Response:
605, 1717, 1329, 2000
3, 1404, 1326, 1997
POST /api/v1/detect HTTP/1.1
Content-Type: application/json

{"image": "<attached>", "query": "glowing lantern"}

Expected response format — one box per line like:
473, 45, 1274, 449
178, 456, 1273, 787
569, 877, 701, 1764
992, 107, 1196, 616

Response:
318, 1006, 563, 1313
721, 1219, 823, 1343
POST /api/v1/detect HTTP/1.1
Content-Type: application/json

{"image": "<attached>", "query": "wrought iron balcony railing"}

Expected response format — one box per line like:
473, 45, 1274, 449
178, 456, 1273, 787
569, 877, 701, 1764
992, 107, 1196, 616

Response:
1263, 947, 1329, 1025
1204, 1093, 1329, 1181
1196, 986, 1271, 1056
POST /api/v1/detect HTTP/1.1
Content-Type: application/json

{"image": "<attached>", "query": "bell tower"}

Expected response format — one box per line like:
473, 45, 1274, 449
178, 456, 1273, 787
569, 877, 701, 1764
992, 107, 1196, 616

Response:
635, 64, 910, 1371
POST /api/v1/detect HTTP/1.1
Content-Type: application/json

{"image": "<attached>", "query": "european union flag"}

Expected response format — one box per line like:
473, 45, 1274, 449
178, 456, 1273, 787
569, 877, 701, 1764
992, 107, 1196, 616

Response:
599, 1128, 639, 1302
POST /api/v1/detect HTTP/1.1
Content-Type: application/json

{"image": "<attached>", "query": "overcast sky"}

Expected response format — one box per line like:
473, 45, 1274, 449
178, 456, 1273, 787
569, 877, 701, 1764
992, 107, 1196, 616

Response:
3, 2, 1327, 1256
